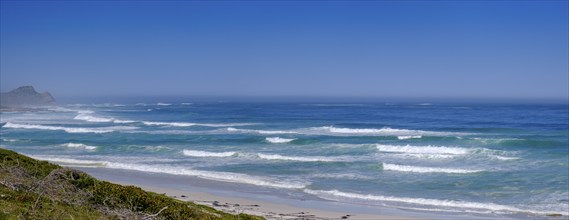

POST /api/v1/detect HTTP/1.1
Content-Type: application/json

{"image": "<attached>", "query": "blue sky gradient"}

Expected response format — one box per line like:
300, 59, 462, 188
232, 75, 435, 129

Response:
1, 1, 568, 100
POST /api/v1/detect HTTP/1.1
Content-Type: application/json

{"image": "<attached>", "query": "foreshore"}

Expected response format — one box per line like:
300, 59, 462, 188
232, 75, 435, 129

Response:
78, 167, 425, 220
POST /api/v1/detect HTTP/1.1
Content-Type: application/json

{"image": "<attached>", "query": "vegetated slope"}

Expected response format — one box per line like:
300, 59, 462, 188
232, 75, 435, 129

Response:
0, 148, 264, 220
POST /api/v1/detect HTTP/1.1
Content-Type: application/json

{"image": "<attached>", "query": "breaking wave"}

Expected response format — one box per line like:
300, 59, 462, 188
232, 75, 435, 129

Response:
376, 144, 470, 155
144, 122, 256, 127
303, 189, 563, 216
382, 163, 483, 174
3, 122, 137, 134
397, 135, 422, 140
61, 143, 97, 150
257, 153, 338, 162
310, 126, 463, 137
265, 137, 296, 143
226, 127, 298, 134
74, 113, 135, 124
182, 150, 236, 157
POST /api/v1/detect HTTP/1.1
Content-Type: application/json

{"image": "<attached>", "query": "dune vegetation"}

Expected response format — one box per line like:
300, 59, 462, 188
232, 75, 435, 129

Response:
0, 148, 264, 220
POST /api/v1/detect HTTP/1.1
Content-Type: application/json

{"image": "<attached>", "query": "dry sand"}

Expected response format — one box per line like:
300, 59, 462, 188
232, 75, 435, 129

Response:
119, 181, 419, 220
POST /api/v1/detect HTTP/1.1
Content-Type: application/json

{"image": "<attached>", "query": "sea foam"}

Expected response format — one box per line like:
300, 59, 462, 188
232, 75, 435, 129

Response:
376, 144, 470, 155
382, 163, 483, 174
74, 113, 135, 124
144, 122, 256, 127
303, 189, 559, 215
226, 127, 298, 134
61, 143, 97, 150
265, 137, 296, 143
182, 150, 236, 157
104, 162, 308, 189
30, 156, 107, 167
397, 135, 422, 140
4, 122, 137, 134
257, 153, 337, 162
311, 126, 461, 137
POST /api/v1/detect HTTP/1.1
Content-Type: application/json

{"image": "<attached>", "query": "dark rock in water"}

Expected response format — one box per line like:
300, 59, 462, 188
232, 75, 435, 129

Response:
0, 86, 55, 106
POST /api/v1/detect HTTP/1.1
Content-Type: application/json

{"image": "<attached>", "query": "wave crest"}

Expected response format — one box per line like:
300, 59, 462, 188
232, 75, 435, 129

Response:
257, 153, 337, 162
376, 144, 470, 155
61, 143, 97, 150
265, 137, 296, 143
382, 163, 483, 174
182, 150, 236, 157
303, 189, 561, 215
4, 122, 137, 134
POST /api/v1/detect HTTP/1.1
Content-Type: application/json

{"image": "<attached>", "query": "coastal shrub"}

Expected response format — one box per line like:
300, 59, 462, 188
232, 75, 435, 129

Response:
0, 148, 264, 220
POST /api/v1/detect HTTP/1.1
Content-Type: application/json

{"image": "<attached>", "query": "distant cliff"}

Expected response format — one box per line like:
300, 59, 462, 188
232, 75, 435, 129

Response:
0, 86, 55, 106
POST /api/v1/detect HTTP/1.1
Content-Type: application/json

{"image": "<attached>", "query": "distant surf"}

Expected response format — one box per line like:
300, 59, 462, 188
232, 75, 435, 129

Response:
265, 137, 296, 143
2, 102, 566, 219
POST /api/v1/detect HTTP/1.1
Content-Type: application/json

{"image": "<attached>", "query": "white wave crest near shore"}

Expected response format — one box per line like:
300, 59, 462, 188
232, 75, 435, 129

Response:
265, 137, 296, 143
303, 189, 564, 216
61, 143, 97, 150
144, 122, 256, 127
3, 122, 137, 134
397, 135, 422, 140
28, 156, 308, 189
376, 144, 470, 155
257, 153, 338, 162
108, 163, 308, 189
382, 163, 483, 174
30, 156, 107, 167
311, 126, 464, 137
74, 113, 135, 124
226, 127, 298, 134
182, 150, 236, 157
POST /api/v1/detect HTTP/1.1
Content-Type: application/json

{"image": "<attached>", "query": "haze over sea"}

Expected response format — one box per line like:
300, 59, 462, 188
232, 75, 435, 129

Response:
1, 100, 567, 218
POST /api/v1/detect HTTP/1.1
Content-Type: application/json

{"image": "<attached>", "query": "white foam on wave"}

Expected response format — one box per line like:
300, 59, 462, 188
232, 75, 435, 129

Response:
28, 155, 308, 189
376, 144, 470, 155
397, 153, 457, 160
3, 122, 137, 134
181, 103, 192, 105
227, 127, 298, 134
30, 156, 107, 167
156, 102, 172, 106
61, 143, 97, 150
397, 135, 422, 140
312, 173, 373, 180
74, 113, 135, 124
1, 138, 18, 142
303, 189, 562, 216
312, 126, 461, 137
489, 155, 521, 161
257, 153, 338, 162
143, 121, 196, 127
183, 150, 236, 157
105, 162, 307, 189
144, 122, 255, 127
383, 163, 483, 174
265, 137, 296, 143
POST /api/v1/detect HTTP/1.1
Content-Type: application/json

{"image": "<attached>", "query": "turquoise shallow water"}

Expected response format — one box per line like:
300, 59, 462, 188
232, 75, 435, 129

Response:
1, 102, 568, 217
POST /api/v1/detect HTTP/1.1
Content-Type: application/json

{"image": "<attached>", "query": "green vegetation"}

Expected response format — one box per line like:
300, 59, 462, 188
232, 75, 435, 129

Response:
0, 148, 264, 220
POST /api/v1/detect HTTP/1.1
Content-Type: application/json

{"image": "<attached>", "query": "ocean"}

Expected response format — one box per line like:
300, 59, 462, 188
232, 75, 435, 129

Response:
1, 101, 568, 218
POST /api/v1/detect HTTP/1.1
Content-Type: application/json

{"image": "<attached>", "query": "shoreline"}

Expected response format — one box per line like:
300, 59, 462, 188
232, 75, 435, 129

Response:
77, 167, 517, 220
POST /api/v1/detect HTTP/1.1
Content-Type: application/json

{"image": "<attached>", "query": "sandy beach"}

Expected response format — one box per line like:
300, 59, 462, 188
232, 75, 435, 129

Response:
78, 167, 428, 220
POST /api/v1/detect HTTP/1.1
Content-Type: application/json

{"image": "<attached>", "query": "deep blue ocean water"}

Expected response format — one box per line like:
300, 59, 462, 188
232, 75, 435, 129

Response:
1, 102, 568, 217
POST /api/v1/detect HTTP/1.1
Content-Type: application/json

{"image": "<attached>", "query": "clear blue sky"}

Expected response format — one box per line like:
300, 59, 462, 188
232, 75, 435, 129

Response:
1, 1, 568, 100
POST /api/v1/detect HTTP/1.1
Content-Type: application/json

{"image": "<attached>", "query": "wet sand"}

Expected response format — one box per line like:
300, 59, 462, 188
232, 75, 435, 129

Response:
78, 167, 427, 220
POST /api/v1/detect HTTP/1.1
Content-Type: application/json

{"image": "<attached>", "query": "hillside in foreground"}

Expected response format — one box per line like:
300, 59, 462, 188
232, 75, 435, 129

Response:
0, 148, 264, 220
